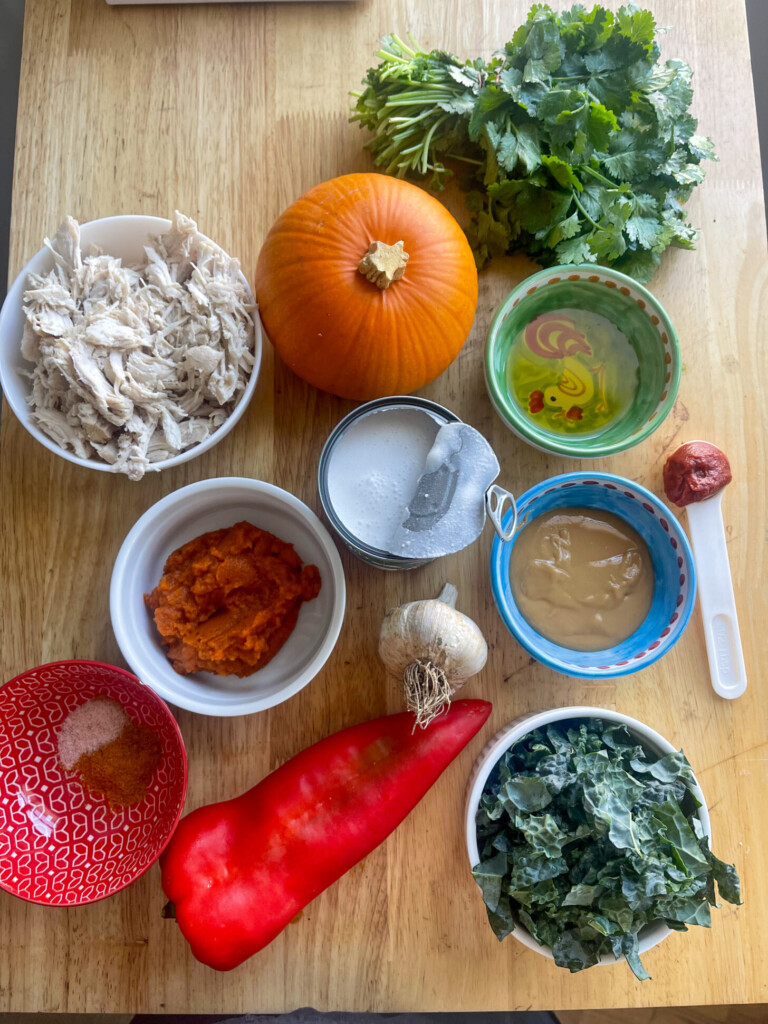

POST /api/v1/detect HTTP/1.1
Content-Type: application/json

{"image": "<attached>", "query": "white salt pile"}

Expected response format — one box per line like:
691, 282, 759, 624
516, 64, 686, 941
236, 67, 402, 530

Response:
57, 697, 127, 770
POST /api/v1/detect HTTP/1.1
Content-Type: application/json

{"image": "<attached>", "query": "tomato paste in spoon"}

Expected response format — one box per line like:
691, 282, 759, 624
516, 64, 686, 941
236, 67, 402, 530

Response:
663, 440, 732, 507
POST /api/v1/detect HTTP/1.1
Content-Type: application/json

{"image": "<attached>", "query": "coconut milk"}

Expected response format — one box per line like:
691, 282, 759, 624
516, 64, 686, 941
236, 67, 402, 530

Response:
325, 407, 441, 551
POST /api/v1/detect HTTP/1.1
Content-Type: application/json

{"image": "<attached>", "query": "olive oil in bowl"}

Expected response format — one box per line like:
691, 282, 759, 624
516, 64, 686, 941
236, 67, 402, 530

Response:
505, 308, 640, 439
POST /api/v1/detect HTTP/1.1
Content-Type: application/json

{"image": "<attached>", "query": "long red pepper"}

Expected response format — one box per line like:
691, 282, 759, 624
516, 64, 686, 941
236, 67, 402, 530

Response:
161, 699, 492, 970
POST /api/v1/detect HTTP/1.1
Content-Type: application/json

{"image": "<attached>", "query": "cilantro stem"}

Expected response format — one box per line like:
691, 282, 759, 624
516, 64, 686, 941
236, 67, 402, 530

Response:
388, 110, 440, 125
377, 51, 413, 65
571, 190, 601, 230
419, 114, 450, 173
382, 90, 460, 107
446, 154, 484, 166
382, 34, 417, 59
581, 165, 620, 189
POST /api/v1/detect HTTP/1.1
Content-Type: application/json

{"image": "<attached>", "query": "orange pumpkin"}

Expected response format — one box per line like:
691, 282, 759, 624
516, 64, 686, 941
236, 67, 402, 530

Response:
254, 173, 478, 401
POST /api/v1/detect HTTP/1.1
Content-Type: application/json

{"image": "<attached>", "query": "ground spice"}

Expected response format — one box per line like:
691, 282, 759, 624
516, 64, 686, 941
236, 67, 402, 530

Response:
74, 721, 162, 807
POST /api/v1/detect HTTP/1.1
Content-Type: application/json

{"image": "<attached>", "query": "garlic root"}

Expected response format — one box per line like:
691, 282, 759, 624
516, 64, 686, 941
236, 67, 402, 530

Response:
402, 659, 453, 729
379, 583, 488, 730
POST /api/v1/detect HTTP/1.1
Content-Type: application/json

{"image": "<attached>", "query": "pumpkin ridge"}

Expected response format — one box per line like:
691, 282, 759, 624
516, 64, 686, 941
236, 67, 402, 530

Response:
306, 296, 388, 396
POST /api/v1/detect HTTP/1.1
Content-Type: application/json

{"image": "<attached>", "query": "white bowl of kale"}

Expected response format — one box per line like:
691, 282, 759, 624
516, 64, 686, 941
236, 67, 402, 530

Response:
465, 707, 741, 980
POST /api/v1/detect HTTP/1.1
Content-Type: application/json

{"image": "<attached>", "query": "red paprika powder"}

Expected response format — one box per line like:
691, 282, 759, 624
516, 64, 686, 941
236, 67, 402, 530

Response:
75, 721, 162, 806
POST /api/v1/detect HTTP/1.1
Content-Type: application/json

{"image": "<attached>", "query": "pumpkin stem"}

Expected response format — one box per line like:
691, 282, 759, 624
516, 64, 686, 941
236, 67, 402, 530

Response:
358, 240, 409, 290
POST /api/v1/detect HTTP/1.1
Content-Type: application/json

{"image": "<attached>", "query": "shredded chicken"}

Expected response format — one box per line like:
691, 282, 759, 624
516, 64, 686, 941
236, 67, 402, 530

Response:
21, 212, 255, 480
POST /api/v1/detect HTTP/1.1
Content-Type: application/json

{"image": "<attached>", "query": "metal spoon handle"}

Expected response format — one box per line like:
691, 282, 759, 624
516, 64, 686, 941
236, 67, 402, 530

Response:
685, 493, 747, 699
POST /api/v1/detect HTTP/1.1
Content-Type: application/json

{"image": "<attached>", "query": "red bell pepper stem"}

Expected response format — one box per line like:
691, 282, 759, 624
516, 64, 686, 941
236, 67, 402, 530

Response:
161, 699, 492, 970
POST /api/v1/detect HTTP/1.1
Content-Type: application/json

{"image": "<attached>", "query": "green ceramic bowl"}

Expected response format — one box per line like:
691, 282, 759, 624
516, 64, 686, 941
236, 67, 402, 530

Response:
485, 264, 681, 459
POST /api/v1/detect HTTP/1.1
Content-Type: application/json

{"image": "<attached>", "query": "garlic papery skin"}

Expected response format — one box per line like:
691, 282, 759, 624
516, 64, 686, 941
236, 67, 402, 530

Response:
379, 583, 488, 728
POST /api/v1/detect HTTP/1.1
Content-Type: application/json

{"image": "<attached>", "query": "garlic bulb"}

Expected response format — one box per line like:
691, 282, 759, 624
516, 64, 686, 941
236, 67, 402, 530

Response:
379, 583, 488, 729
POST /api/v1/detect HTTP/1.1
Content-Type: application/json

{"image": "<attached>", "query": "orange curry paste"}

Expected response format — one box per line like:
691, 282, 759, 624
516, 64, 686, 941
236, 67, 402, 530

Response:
145, 521, 321, 677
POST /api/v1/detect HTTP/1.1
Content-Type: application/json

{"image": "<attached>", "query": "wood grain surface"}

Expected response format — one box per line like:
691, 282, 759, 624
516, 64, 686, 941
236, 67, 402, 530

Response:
1, 0, 766, 1014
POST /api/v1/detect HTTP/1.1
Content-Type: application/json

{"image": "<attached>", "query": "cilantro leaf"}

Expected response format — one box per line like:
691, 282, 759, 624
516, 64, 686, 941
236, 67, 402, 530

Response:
515, 123, 543, 173
625, 214, 671, 249
468, 87, 513, 143
555, 234, 598, 264
616, 7, 656, 52
489, 178, 573, 233
588, 101, 619, 149
542, 153, 583, 190
612, 246, 660, 282
546, 210, 582, 247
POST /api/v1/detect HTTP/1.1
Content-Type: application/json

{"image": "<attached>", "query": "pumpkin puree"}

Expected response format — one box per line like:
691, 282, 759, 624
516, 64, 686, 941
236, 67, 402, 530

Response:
145, 521, 321, 677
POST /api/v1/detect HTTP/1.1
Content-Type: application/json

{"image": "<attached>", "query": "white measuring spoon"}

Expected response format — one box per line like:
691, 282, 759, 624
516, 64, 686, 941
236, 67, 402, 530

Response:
664, 441, 747, 700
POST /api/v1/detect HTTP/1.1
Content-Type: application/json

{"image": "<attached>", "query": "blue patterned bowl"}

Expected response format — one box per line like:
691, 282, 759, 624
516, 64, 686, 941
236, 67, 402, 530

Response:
490, 472, 696, 678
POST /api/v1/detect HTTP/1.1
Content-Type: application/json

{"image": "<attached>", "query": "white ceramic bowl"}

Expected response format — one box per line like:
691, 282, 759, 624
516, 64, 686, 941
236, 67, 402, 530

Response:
0, 215, 262, 473
465, 706, 711, 966
110, 477, 346, 716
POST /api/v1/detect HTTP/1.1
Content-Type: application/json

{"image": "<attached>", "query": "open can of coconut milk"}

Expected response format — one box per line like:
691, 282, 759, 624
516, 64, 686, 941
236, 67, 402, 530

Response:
318, 396, 516, 570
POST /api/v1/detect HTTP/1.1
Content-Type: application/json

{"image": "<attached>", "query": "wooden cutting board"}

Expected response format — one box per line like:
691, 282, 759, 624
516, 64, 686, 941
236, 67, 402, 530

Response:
1, 0, 766, 1013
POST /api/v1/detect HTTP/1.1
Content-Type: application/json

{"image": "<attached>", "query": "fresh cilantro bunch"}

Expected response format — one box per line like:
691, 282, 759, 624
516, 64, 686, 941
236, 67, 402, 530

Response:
351, 4, 716, 282
472, 719, 741, 980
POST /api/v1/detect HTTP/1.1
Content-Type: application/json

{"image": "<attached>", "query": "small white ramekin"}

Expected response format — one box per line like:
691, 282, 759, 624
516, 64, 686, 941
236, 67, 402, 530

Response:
465, 705, 711, 966
0, 215, 262, 474
110, 477, 346, 716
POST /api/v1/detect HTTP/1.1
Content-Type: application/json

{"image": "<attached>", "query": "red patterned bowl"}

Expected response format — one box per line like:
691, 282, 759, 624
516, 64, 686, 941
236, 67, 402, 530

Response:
0, 660, 187, 906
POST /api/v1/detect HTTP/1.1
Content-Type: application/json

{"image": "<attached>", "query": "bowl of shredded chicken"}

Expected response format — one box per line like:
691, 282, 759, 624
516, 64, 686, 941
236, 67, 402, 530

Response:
0, 213, 260, 480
